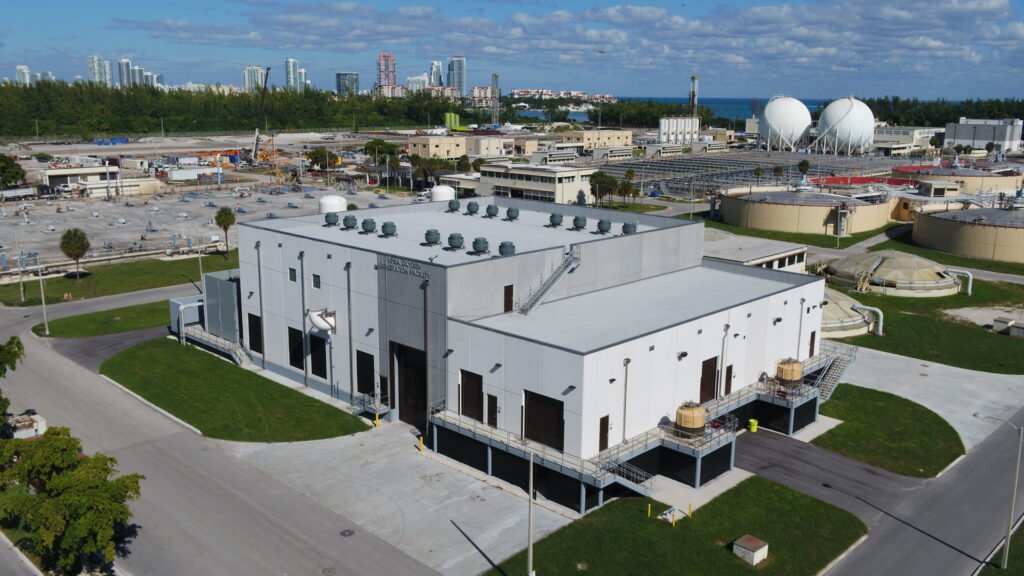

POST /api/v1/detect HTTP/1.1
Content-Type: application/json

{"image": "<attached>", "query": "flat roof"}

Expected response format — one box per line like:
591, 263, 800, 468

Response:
930, 207, 1024, 228
470, 260, 817, 353
482, 163, 592, 173
702, 229, 806, 263
737, 191, 870, 207
241, 199, 675, 266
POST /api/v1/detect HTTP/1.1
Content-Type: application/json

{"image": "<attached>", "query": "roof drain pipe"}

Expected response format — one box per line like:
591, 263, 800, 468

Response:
946, 268, 973, 296
852, 305, 884, 336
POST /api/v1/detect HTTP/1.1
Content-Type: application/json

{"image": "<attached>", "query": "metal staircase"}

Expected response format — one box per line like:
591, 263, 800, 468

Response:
816, 342, 858, 401
598, 458, 655, 495
517, 246, 581, 315
183, 325, 255, 369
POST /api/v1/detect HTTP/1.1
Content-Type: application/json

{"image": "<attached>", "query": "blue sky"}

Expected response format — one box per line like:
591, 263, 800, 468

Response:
2, 0, 1023, 98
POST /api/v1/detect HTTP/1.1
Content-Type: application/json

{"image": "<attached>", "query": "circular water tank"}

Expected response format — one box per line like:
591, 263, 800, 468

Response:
425, 229, 441, 245
382, 221, 397, 237
485, 204, 499, 218
816, 97, 875, 154
342, 214, 357, 229
448, 233, 464, 249
361, 218, 376, 233
622, 222, 637, 235
759, 95, 812, 151
597, 219, 612, 234
318, 195, 347, 214
448, 199, 460, 212
324, 212, 339, 227
506, 207, 519, 221
550, 213, 563, 227
472, 237, 489, 254
432, 185, 456, 203
572, 215, 586, 230
499, 241, 516, 256
467, 201, 479, 215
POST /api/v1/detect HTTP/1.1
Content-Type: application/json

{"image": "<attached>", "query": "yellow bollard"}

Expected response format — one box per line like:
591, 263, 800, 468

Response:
647, 503, 652, 518
419, 436, 424, 453
688, 503, 693, 518
375, 413, 380, 428
672, 513, 677, 528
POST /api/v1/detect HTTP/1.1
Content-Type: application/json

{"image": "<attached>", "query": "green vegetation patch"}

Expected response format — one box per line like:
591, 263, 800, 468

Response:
600, 202, 667, 213
836, 280, 1024, 374
100, 338, 368, 442
869, 231, 1024, 277
487, 477, 866, 576
0, 251, 237, 307
32, 301, 169, 338
815, 384, 964, 477
676, 212, 902, 249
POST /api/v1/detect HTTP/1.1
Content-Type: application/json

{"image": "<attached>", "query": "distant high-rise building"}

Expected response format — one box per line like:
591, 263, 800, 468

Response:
131, 66, 144, 87
447, 56, 466, 97
244, 66, 267, 93
73, 75, 83, 84
284, 58, 300, 91
429, 61, 443, 86
42, 71, 56, 82
103, 60, 113, 86
297, 68, 307, 90
118, 58, 132, 88
406, 73, 429, 93
336, 72, 359, 96
143, 71, 155, 87
15, 65, 31, 86
155, 74, 164, 86
377, 53, 396, 87
88, 55, 104, 84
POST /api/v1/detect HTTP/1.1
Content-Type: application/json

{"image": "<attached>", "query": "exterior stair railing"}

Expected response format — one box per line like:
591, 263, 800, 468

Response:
517, 246, 581, 315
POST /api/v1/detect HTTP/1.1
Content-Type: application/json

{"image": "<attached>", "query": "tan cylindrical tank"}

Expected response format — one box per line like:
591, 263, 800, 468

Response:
675, 403, 706, 433
777, 359, 803, 386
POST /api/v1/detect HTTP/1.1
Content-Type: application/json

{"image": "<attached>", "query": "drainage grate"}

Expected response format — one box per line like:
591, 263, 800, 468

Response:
339, 529, 355, 538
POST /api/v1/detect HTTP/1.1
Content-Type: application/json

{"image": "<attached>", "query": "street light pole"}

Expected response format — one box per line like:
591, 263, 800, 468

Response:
975, 412, 1023, 570
38, 270, 49, 336
527, 450, 535, 576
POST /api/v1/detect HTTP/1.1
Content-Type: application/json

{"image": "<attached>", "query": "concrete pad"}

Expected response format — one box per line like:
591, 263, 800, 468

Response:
790, 415, 844, 443
842, 346, 1024, 450
226, 422, 571, 576
649, 467, 754, 515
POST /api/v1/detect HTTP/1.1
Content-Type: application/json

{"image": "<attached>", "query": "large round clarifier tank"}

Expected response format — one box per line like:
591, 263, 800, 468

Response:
816, 97, 875, 154
759, 95, 812, 151
318, 195, 347, 214
432, 185, 456, 203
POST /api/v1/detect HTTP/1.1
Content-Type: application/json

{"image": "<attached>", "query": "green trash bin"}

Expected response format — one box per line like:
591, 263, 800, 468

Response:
749, 419, 759, 433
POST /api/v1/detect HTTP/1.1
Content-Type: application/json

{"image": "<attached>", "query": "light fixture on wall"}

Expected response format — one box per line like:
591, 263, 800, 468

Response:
609, 378, 617, 384
676, 351, 688, 361
773, 317, 783, 325
648, 345, 655, 351
493, 363, 502, 370
443, 348, 454, 358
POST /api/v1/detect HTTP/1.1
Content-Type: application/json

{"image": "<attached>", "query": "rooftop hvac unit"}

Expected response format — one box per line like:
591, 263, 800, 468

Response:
466, 201, 479, 216
485, 204, 499, 218
425, 229, 441, 245
506, 207, 519, 221
472, 237, 489, 254
382, 221, 397, 237
361, 218, 376, 234
572, 215, 586, 231
342, 214, 357, 230
549, 213, 563, 227
448, 232, 464, 250
498, 241, 516, 256
597, 219, 612, 234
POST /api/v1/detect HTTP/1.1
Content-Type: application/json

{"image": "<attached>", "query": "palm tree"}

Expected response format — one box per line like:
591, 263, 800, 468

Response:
214, 207, 236, 251
754, 165, 763, 186
797, 159, 810, 175
60, 228, 90, 281
772, 165, 785, 183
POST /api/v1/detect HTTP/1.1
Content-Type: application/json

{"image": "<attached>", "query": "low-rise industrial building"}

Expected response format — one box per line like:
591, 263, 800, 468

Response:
409, 136, 467, 160
945, 118, 1022, 153
188, 197, 830, 512
467, 136, 513, 159
644, 144, 687, 159
478, 163, 596, 203
438, 173, 480, 197
873, 125, 944, 154
562, 129, 633, 151
659, 117, 700, 145
43, 165, 119, 188
592, 147, 634, 163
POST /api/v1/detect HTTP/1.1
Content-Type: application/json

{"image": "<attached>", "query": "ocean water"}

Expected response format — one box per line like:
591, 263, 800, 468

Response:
518, 97, 826, 123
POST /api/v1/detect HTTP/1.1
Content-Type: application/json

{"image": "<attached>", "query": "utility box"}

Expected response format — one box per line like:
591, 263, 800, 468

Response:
733, 535, 768, 566
993, 317, 1016, 334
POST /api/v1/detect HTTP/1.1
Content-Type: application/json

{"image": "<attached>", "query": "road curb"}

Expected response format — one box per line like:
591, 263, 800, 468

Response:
816, 533, 868, 576
936, 454, 966, 479
99, 374, 203, 436
0, 528, 44, 576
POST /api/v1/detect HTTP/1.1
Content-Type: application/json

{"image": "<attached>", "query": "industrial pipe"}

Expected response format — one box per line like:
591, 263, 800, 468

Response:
946, 268, 974, 296
177, 301, 204, 344
852, 305, 884, 336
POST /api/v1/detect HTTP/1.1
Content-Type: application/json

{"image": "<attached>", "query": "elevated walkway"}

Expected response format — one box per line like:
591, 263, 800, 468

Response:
182, 324, 254, 368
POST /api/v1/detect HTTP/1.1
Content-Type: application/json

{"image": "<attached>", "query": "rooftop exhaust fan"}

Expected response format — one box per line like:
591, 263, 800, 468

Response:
425, 229, 441, 245
381, 221, 397, 237
571, 215, 586, 231
323, 212, 339, 227
498, 241, 516, 256
447, 199, 461, 213
506, 207, 519, 221
597, 219, 612, 234
549, 213, 563, 227
472, 237, 490, 254
466, 201, 480, 216
342, 215, 357, 230
485, 204, 499, 218
448, 233, 465, 250
361, 218, 376, 234
622, 222, 637, 235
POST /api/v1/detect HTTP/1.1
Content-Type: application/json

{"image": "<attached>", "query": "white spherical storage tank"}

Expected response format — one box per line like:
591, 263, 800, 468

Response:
318, 195, 348, 214
430, 185, 456, 202
759, 95, 812, 151
815, 97, 875, 155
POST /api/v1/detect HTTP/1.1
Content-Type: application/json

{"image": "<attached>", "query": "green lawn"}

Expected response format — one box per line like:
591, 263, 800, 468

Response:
601, 202, 667, 213
100, 338, 368, 442
487, 477, 866, 576
675, 211, 902, 249
32, 301, 169, 338
983, 528, 1024, 574
869, 231, 1024, 277
814, 384, 964, 477
835, 280, 1024, 374
0, 524, 44, 571
0, 251, 237, 307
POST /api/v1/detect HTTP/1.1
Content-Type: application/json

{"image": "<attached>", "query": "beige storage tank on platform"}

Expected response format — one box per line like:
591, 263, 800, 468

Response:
776, 359, 802, 386
675, 403, 706, 434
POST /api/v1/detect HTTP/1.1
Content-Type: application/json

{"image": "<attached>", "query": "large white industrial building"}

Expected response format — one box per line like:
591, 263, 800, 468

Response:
185, 198, 832, 512
945, 117, 1023, 153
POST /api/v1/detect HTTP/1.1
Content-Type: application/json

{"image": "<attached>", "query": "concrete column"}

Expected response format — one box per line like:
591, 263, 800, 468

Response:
694, 455, 703, 490
432, 423, 438, 452
597, 488, 604, 507
813, 395, 820, 423
730, 440, 736, 470
487, 445, 493, 476
579, 482, 586, 515
788, 406, 796, 436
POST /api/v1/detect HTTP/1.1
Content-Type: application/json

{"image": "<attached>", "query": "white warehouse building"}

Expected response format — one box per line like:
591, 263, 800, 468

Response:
187, 198, 831, 512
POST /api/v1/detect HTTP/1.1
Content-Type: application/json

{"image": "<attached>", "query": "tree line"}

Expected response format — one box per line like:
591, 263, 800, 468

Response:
856, 96, 1024, 127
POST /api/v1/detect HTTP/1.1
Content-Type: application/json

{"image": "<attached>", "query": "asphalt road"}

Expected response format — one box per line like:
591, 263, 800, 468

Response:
0, 286, 438, 576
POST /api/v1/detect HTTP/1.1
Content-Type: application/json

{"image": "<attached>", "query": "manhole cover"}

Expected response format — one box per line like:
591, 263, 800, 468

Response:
322, 568, 338, 576
339, 529, 355, 538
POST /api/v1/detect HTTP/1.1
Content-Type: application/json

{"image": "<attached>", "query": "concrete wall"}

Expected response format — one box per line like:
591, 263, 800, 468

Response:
913, 213, 1024, 264
720, 196, 892, 235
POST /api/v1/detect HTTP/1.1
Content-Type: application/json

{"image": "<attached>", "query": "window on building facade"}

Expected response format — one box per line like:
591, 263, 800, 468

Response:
289, 268, 297, 282
313, 274, 321, 289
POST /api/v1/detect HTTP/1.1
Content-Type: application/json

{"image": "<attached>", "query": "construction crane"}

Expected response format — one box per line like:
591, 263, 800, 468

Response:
491, 72, 500, 126
247, 66, 271, 167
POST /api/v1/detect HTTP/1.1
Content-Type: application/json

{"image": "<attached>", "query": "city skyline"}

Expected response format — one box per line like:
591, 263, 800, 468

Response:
1, 0, 1022, 98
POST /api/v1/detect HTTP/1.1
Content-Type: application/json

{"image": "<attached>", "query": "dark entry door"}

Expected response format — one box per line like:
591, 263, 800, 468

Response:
700, 357, 718, 404
809, 330, 817, 358
392, 342, 427, 431
525, 391, 564, 451
356, 351, 375, 395
724, 365, 733, 396
461, 370, 483, 422
599, 415, 609, 451
487, 395, 498, 427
